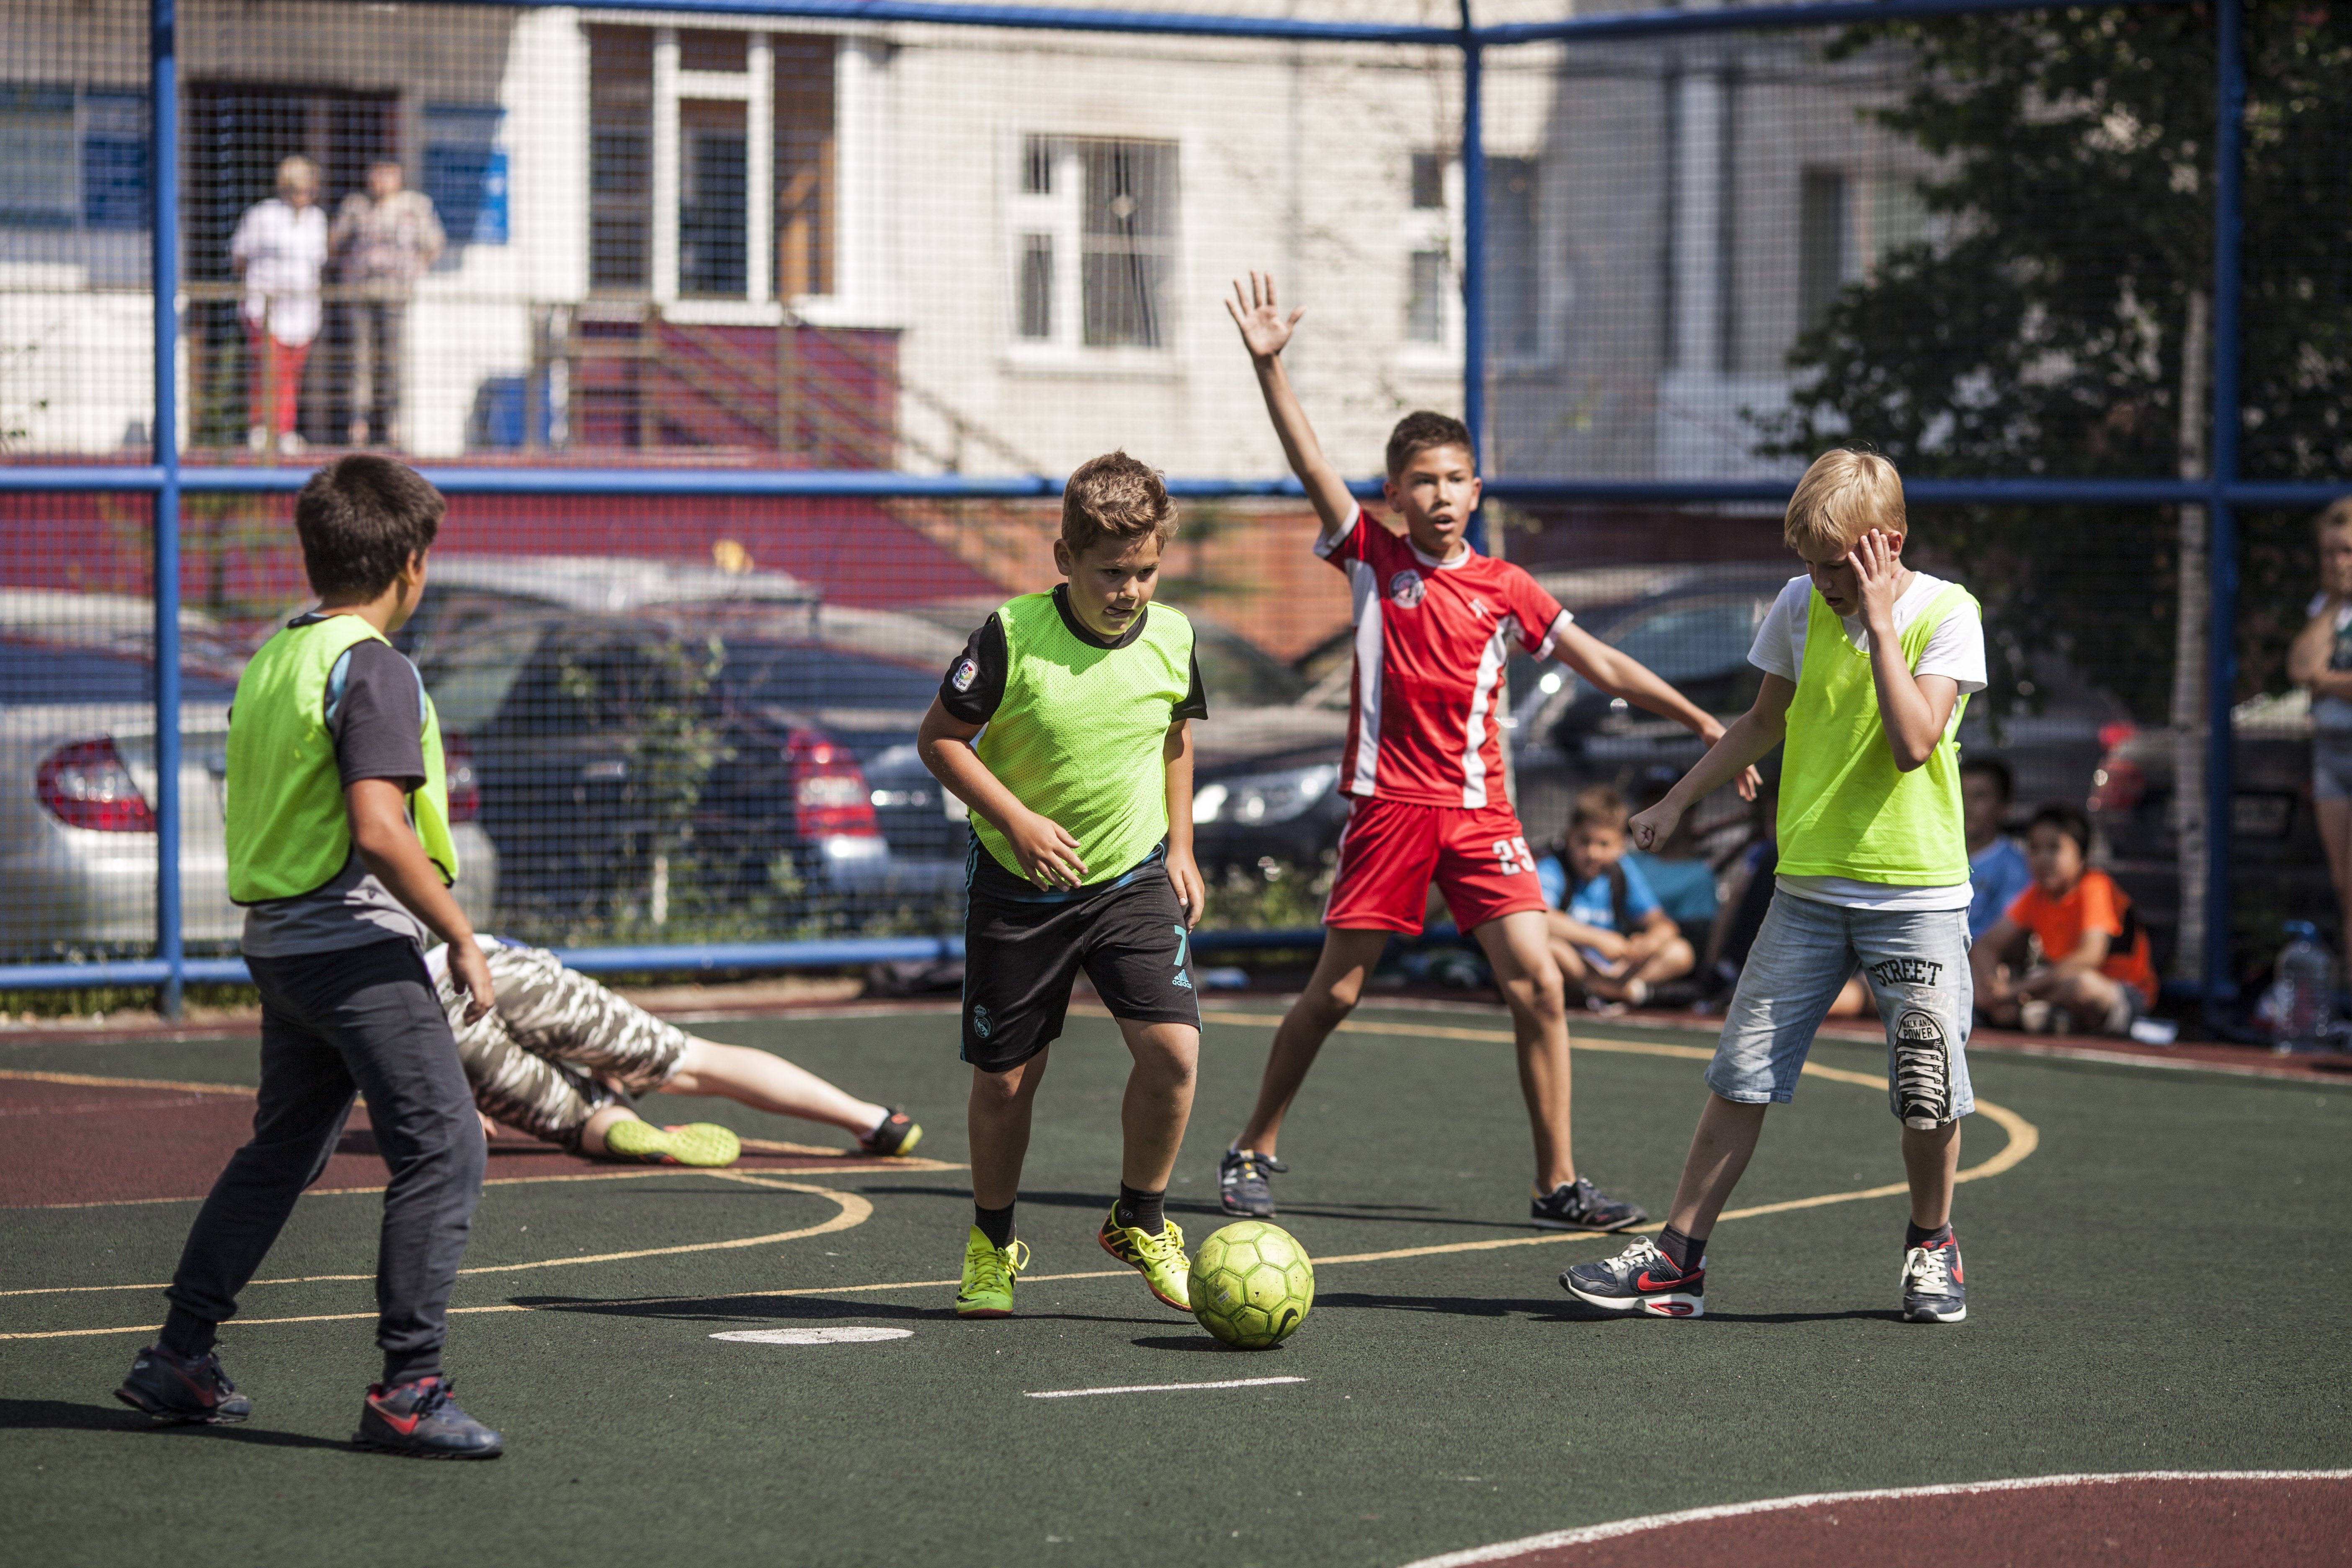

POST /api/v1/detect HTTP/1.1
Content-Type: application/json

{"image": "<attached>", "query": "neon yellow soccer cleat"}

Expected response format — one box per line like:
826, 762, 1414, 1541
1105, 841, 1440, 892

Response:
956, 1228, 1030, 1318
602, 1119, 741, 1167
1097, 1210, 1192, 1312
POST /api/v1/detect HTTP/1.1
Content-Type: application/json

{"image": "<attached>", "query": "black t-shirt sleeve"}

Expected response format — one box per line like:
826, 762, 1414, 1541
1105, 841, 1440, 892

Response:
328, 640, 428, 790
1173, 648, 1208, 722
940, 614, 1008, 725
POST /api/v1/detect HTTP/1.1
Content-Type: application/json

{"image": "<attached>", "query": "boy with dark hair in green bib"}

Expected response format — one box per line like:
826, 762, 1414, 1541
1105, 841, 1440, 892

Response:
1563, 449, 1986, 1325
114, 456, 505, 1457
919, 451, 1209, 1318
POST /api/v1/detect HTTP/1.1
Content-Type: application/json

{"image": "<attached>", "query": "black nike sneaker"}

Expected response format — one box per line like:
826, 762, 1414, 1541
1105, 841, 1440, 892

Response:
1560, 1235, 1705, 1318
1529, 1176, 1646, 1232
353, 1377, 504, 1459
114, 1343, 253, 1424
1218, 1146, 1287, 1218
1901, 1230, 1967, 1323
858, 1107, 924, 1158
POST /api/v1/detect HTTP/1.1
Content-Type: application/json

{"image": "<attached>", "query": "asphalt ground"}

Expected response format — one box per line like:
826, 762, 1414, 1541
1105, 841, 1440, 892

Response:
3, 1003, 2347, 1566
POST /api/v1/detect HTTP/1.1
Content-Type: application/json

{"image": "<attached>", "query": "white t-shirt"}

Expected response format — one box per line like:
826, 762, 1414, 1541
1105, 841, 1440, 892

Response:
230, 198, 329, 346
1750, 573, 1988, 911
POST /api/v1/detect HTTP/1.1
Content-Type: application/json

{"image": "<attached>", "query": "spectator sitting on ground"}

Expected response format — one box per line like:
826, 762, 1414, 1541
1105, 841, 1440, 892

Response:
1962, 756, 2033, 941
428, 936, 922, 1166
1537, 785, 1695, 1010
1970, 803, 2159, 1036
331, 160, 444, 448
229, 155, 328, 456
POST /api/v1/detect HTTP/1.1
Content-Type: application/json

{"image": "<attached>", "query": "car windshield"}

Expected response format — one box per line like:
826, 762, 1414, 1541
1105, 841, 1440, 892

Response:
1192, 624, 1308, 708
419, 622, 553, 732
720, 642, 944, 711
0, 640, 240, 706
1603, 597, 1765, 683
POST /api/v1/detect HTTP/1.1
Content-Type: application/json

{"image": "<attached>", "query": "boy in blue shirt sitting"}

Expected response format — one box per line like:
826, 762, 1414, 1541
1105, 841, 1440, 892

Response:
1539, 786, 1695, 1009
1962, 757, 2032, 940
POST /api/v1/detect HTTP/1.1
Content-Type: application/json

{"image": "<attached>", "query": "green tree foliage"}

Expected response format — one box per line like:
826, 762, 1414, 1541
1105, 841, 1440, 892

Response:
1761, 5, 2352, 716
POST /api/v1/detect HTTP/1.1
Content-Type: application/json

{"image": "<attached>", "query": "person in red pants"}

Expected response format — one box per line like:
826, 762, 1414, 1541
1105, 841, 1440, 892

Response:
230, 156, 328, 455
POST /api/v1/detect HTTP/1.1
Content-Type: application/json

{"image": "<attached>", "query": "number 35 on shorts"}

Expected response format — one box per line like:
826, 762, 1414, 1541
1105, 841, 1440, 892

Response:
1493, 836, 1535, 877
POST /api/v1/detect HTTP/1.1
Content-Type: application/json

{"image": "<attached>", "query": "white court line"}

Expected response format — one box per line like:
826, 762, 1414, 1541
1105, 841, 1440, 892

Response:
1025, 1376, 1306, 1400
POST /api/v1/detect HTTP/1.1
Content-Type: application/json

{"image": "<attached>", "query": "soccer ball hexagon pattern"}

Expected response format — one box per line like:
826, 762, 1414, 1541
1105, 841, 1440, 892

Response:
1188, 1220, 1314, 1349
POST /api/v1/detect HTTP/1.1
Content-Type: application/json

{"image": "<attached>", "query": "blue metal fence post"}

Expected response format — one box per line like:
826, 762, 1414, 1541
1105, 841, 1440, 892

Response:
2203, 0, 2243, 1011
1458, 0, 1487, 555
151, 0, 184, 1018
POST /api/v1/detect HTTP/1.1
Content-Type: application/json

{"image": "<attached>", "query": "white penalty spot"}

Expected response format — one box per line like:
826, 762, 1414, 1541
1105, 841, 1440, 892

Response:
710, 1326, 913, 1345
1025, 1376, 1307, 1400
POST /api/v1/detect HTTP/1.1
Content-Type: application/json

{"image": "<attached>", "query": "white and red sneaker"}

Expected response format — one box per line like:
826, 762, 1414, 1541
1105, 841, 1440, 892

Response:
1901, 1231, 1967, 1323
1559, 1235, 1705, 1318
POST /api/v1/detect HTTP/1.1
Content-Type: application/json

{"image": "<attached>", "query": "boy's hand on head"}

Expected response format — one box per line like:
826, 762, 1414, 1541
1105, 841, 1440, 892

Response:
1848, 529, 1905, 626
1166, 849, 1204, 931
1224, 271, 1303, 361
448, 940, 496, 1025
1008, 809, 1088, 890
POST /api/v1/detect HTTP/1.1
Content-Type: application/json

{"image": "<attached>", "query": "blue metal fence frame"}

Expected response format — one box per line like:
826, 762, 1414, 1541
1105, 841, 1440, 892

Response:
0, 0, 2326, 1014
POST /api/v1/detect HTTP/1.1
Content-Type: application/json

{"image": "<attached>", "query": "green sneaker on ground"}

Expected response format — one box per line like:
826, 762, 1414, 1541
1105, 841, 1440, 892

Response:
603, 1119, 740, 1167
1097, 1209, 1192, 1311
956, 1227, 1029, 1318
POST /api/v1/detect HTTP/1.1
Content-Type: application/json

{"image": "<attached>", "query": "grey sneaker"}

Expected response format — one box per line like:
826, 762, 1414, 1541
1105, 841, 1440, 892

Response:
1218, 1146, 1287, 1218
115, 1343, 252, 1424
1901, 1233, 1968, 1323
1530, 1176, 1646, 1232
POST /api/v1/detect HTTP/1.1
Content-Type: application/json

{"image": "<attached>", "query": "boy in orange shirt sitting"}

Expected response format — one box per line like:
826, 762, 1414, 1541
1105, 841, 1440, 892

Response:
1970, 804, 2158, 1035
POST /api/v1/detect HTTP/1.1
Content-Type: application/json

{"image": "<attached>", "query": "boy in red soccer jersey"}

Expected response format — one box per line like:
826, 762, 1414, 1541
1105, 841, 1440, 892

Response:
1217, 273, 1749, 1229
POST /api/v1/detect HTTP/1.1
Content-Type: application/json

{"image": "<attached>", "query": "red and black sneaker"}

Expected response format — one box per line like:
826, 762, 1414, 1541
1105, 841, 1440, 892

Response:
353, 1376, 504, 1460
114, 1343, 253, 1424
857, 1107, 923, 1158
1901, 1231, 1967, 1323
1559, 1235, 1705, 1318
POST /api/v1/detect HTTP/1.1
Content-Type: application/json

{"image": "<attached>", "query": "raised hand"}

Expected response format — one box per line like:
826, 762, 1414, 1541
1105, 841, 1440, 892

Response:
1224, 271, 1304, 361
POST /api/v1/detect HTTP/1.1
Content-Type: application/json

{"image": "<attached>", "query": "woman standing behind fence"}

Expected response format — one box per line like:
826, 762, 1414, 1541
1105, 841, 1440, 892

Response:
332, 161, 444, 449
229, 156, 328, 456
2286, 498, 2352, 980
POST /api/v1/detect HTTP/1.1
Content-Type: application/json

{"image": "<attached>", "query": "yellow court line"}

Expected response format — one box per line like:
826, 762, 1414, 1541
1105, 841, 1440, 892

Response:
0, 1068, 257, 1096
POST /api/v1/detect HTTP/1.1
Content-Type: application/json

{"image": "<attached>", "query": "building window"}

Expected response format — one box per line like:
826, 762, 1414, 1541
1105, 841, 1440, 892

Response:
1400, 152, 1457, 355
0, 85, 78, 230
1798, 168, 1847, 333
1485, 155, 1539, 361
1011, 136, 1178, 354
1406, 250, 1445, 343
424, 104, 507, 248
774, 35, 834, 300
588, 26, 652, 291
679, 98, 747, 298
81, 92, 147, 231
1410, 150, 1445, 211
1018, 233, 1054, 339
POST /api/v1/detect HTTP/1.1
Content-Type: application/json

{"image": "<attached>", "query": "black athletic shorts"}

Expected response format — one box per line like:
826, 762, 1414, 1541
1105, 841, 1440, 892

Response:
960, 838, 1201, 1073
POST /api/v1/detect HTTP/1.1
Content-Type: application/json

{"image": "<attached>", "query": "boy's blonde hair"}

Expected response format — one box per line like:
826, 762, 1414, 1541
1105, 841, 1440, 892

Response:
1785, 449, 1906, 559
1062, 450, 1177, 557
1568, 784, 1628, 835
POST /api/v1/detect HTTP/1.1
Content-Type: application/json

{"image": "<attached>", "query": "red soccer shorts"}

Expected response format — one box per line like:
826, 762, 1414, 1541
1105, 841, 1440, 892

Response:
1322, 795, 1548, 935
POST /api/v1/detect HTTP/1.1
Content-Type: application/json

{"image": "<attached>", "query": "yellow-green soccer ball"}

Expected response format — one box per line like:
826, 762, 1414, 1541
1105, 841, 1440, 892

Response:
1188, 1221, 1314, 1349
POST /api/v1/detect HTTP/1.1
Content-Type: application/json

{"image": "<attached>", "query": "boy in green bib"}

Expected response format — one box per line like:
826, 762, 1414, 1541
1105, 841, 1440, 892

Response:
1563, 450, 1983, 1325
116, 457, 505, 1457
918, 452, 1208, 1318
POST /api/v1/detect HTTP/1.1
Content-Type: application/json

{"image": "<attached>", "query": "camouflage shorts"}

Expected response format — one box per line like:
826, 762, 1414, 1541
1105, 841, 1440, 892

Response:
434, 944, 694, 1149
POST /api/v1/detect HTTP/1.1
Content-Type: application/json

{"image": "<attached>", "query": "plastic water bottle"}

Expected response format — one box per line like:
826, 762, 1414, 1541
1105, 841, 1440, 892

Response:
2272, 920, 2337, 1053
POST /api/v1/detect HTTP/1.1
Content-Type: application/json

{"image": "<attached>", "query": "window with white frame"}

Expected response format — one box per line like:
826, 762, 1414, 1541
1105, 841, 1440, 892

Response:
0, 84, 147, 233
1401, 150, 1458, 352
1011, 134, 1179, 353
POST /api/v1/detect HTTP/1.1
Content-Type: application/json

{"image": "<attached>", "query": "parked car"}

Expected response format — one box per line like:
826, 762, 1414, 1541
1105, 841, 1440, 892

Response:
2086, 689, 2333, 975
0, 638, 497, 959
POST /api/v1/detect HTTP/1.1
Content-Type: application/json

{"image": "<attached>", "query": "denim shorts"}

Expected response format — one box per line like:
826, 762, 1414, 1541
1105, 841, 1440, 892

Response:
1708, 890, 1975, 1126
2313, 734, 2352, 803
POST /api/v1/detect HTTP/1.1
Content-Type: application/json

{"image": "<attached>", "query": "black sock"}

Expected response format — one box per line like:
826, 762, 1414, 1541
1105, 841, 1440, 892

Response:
974, 1200, 1016, 1249
382, 1351, 441, 1390
1114, 1183, 1166, 1236
159, 1307, 216, 1361
1658, 1226, 1705, 1272
1906, 1220, 1953, 1250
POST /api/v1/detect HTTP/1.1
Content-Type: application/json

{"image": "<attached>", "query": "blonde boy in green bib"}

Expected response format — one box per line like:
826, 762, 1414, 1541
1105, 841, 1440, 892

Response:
1561, 450, 1983, 1325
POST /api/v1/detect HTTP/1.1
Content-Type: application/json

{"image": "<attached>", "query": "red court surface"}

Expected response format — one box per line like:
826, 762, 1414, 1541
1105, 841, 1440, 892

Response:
1405, 1474, 2352, 1568
0, 1070, 945, 1209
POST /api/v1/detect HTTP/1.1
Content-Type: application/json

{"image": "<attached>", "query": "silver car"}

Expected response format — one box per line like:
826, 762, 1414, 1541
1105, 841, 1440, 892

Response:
1, 592, 496, 960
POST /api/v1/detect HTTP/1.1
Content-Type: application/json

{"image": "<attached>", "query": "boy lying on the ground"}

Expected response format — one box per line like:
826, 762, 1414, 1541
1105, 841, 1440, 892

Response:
428, 936, 921, 1166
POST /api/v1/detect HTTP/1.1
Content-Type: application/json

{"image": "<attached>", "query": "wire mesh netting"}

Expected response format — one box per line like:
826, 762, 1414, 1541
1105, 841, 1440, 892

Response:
0, 0, 2346, 1011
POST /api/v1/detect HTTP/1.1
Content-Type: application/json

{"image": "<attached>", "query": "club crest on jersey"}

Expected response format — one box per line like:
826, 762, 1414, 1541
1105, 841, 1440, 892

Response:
951, 657, 980, 693
1387, 570, 1426, 607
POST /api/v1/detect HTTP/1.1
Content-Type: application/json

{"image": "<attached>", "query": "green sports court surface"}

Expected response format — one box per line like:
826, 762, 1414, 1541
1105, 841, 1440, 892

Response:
3, 1003, 2346, 1565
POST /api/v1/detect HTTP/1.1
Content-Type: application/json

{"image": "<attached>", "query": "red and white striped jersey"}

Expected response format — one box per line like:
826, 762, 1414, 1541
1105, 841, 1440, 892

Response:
1316, 505, 1573, 808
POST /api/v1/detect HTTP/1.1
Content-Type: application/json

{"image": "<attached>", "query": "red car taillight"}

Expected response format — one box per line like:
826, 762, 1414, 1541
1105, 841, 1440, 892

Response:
444, 733, 480, 824
787, 728, 879, 838
37, 737, 156, 833
2089, 757, 2146, 813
